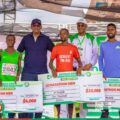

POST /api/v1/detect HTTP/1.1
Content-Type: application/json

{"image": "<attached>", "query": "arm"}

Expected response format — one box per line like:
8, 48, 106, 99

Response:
90, 38, 98, 66
16, 53, 22, 81
17, 37, 25, 53
49, 47, 57, 77
98, 44, 106, 79
98, 44, 104, 72
73, 46, 82, 75
75, 58, 82, 76
47, 37, 54, 52
83, 38, 98, 71
49, 59, 57, 78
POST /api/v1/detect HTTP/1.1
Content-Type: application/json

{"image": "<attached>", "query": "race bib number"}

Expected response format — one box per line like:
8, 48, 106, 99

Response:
2, 63, 17, 76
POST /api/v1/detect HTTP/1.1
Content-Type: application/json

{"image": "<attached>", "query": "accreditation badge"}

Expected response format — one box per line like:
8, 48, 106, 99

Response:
2, 63, 17, 76
78, 47, 83, 56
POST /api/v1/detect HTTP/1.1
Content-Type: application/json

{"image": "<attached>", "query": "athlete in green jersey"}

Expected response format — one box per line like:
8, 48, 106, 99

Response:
0, 34, 22, 118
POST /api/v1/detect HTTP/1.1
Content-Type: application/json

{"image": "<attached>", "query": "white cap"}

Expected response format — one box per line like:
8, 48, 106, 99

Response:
77, 18, 87, 24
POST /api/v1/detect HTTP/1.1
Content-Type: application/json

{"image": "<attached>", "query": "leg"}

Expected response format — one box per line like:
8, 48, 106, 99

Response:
68, 104, 73, 118
19, 113, 33, 118
18, 73, 38, 118
101, 109, 109, 118
8, 113, 15, 118
75, 102, 80, 118
0, 113, 2, 118
79, 103, 88, 118
35, 112, 42, 118
60, 104, 68, 118
55, 105, 60, 118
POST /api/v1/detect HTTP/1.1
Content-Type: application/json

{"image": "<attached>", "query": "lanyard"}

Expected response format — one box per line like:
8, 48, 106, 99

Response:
77, 35, 86, 47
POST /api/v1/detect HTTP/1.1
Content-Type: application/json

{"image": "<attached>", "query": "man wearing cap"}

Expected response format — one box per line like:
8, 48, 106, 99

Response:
69, 18, 98, 118
17, 18, 54, 118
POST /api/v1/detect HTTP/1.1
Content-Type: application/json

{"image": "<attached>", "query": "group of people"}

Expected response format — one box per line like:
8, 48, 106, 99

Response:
0, 18, 120, 118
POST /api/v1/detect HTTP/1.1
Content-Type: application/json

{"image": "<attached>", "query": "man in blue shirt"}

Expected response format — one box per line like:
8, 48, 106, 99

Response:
99, 23, 120, 118
17, 18, 54, 118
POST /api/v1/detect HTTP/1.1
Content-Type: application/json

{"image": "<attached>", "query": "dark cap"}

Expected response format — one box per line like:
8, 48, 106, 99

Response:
31, 18, 41, 25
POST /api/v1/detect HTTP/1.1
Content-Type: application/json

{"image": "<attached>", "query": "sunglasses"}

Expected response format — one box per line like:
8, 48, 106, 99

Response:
77, 24, 85, 27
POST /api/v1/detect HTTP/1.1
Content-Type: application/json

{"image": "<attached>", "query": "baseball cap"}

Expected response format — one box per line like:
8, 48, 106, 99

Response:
31, 18, 41, 25
77, 18, 87, 24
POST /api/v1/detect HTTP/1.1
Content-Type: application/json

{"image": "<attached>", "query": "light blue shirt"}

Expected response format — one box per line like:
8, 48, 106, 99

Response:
99, 41, 120, 78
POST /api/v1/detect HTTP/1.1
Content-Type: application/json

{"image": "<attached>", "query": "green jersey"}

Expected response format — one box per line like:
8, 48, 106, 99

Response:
0, 50, 19, 81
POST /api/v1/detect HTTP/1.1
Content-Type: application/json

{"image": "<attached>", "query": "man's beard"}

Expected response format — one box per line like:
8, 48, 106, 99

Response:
107, 34, 115, 39
8, 45, 14, 48
61, 39, 67, 42
62, 40, 66, 42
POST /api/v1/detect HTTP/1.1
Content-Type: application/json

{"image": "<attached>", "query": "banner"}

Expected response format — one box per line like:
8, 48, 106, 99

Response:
84, 78, 120, 110
38, 71, 105, 105
79, 72, 105, 102
104, 78, 120, 109
0, 81, 43, 113
43, 78, 81, 105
